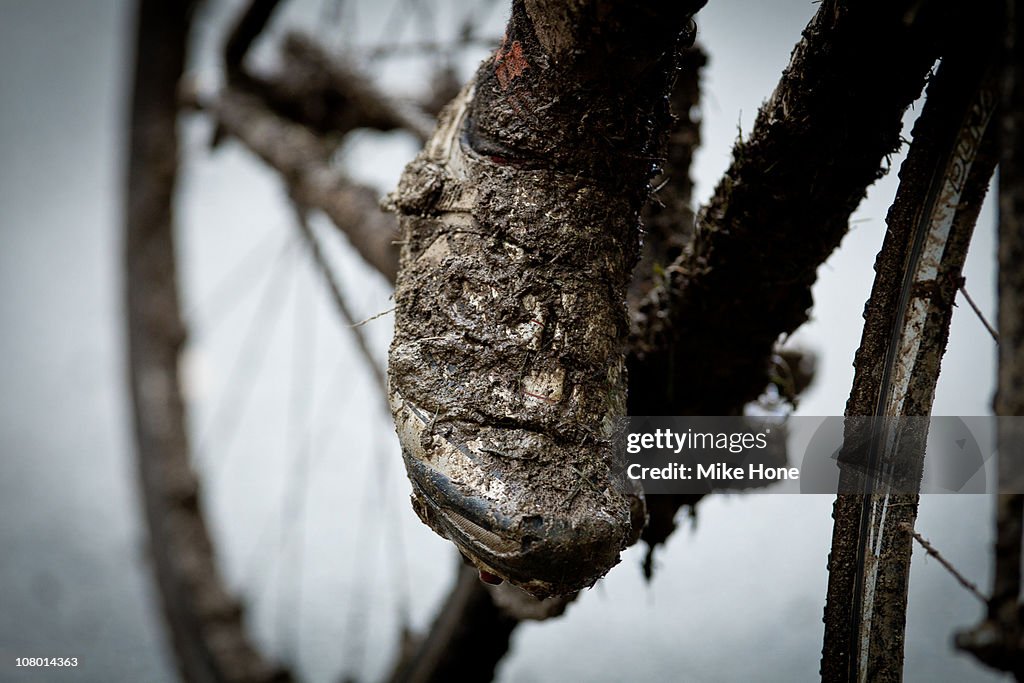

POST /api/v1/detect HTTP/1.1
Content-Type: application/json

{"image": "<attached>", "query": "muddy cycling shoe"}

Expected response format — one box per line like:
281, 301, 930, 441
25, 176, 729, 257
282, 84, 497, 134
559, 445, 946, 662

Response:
386, 83, 646, 599
392, 409, 643, 598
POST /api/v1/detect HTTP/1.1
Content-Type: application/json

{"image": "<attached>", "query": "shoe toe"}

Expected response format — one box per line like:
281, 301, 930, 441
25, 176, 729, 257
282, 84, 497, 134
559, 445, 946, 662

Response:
402, 434, 631, 598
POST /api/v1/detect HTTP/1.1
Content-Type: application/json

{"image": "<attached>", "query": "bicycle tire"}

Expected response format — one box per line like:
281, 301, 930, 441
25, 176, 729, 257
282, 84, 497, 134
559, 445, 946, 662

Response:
821, 33, 1001, 683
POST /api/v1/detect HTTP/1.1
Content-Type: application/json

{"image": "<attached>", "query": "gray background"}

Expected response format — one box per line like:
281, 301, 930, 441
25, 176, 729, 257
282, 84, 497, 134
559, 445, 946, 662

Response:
0, 0, 1006, 681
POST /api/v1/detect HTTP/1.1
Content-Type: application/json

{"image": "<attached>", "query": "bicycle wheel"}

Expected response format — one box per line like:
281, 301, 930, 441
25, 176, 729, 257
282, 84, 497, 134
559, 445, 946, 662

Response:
126, 1, 507, 681
820, 23, 1001, 683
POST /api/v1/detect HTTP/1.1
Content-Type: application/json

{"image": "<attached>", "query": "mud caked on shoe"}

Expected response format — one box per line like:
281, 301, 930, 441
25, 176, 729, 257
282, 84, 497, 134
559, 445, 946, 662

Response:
386, 1, 703, 599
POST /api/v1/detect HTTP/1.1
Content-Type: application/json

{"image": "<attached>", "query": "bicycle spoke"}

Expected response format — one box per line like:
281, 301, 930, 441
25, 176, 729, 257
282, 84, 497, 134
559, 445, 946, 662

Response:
275, 254, 319, 660
185, 230, 288, 339
199, 241, 300, 478
957, 283, 1000, 343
